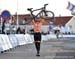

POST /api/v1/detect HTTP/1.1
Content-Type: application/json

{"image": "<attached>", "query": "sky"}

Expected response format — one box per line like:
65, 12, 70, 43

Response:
0, 0, 75, 16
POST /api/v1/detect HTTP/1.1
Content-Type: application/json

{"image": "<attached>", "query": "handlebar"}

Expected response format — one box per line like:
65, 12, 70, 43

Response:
44, 4, 48, 7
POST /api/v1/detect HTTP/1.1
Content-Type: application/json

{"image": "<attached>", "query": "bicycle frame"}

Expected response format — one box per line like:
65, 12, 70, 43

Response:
27, 4, 48, 19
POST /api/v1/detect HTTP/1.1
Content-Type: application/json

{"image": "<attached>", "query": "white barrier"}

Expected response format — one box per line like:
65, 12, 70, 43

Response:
59, 34, 75, 38
42, 35, 48, 41
26, 34, 57, 41
0, 36, 4, 52
8, 34, 19, 47
15, 34, 26, 45
24, 34, 34, 44
3, 35, 12, 49
0, 34, 11, 51
46, 34, 57, 40
0, 34, 75, 52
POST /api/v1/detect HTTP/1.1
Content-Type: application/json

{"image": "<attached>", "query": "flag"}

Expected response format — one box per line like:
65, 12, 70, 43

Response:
67, 1, 75, 12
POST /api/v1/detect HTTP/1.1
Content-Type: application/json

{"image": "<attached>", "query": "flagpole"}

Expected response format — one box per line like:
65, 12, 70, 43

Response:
0, 9, 2, 33
16, 0, 19, 28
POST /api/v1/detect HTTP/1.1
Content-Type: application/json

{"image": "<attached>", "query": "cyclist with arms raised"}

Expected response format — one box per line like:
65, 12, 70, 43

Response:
31, 19, 45, 56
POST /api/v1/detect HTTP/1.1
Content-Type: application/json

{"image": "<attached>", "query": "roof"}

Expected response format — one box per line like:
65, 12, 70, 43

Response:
19, 15, 72, 25
11, 14, 73, 25
53, 16, 72, 26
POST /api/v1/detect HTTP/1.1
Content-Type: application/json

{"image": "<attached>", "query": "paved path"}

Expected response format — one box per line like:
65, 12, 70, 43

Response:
0, 39, 75, 59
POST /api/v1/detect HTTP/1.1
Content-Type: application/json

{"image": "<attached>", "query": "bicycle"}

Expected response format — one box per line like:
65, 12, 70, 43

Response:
25, 3, 54, 24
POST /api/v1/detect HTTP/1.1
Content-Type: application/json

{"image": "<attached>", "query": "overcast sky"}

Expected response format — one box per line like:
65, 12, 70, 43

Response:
0, 0, 75, 16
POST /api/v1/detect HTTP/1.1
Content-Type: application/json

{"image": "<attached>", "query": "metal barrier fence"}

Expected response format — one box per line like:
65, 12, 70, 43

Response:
0, 34, 57, 53
0, 34, 75, 53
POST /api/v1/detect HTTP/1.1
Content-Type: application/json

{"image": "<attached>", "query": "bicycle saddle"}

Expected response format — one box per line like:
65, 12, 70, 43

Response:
27, 8, 33, 11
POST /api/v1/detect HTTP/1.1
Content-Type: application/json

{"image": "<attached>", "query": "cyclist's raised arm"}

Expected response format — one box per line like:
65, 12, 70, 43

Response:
31, 19, 35, 25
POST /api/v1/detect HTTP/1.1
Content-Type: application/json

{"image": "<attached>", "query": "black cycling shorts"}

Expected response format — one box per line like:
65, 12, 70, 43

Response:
34, 32, 41, 41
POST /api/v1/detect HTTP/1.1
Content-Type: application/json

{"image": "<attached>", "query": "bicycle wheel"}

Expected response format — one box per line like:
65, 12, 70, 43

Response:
37, 11, 54, 20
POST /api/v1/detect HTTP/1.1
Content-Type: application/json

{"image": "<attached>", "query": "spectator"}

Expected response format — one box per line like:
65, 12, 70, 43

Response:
2, 20, 6, 34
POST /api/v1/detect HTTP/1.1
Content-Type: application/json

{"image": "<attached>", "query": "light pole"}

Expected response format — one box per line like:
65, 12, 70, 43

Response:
16, 0, 19, 28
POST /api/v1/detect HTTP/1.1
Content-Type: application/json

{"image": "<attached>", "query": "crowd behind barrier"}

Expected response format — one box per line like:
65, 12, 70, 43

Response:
0, 34, 75, 53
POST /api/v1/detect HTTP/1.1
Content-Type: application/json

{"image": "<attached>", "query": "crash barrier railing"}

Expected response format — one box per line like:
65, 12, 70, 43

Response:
0, 34, 75, 53
58, 34, 75, 38
0, 34, 57, 53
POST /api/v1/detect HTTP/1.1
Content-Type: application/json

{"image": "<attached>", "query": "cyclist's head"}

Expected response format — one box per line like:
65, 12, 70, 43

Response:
35, 19, 40, 22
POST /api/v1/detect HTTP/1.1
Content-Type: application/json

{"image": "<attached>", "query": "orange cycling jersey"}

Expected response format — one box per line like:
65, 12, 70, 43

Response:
34, 22, 42, 32
31, 19, 45, 32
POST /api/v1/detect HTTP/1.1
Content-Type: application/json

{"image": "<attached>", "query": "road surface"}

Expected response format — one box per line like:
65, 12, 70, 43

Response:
0, 38, 75, 59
